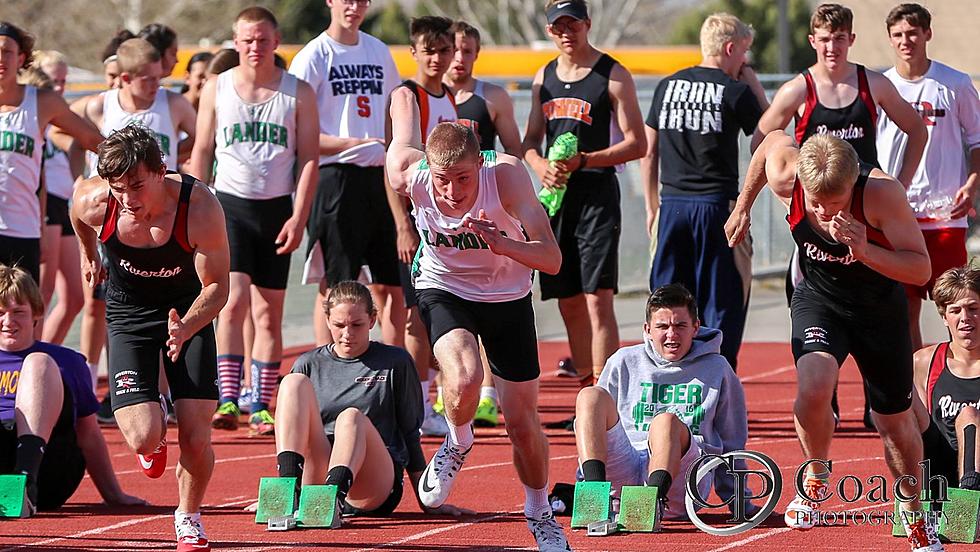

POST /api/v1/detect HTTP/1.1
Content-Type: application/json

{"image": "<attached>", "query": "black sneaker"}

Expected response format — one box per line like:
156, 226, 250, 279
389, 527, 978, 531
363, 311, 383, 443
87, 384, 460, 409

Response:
96, 396, 116, 426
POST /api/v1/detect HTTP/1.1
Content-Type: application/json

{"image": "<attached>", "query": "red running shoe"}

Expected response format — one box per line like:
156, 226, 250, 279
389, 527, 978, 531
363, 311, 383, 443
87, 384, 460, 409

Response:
175, 514, 210, 551
137, 437, 167, 479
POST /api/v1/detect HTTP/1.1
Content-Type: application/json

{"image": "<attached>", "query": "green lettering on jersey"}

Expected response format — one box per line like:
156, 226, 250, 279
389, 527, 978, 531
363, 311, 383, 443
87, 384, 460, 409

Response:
628, 382, 707, 436
0, 131, 35, 157
221, 122, 289, 148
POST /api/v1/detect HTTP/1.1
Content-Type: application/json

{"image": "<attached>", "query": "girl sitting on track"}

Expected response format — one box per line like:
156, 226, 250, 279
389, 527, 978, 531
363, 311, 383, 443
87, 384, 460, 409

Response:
272, 281, 470, 519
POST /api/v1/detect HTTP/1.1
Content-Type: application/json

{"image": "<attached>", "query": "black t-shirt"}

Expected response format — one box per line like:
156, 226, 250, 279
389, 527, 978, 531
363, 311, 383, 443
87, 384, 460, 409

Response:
647, 66, 762, 198
291, 342, 425, 473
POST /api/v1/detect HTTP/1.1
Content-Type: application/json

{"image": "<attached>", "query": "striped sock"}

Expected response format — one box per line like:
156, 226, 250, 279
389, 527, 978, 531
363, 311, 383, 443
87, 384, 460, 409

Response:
252, 360, 281, 413
217, 355, 244, 404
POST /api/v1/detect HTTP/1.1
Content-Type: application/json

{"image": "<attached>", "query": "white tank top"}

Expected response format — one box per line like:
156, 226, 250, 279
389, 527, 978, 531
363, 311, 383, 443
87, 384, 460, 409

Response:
213, 70, 298, 199
0, 86, 43, 238
43, 127, 74, 200
102, 88, 178, 169
408, 151, 532, 302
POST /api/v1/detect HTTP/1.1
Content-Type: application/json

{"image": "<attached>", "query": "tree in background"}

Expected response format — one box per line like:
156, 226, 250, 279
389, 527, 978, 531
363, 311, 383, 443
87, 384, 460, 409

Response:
669, 0, 812, 74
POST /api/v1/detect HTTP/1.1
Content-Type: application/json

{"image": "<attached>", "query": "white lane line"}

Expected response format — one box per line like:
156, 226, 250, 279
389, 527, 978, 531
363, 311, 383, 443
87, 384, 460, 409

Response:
0, 497, 255, 552
349, 509, 520, 552
740, 364, 794, 383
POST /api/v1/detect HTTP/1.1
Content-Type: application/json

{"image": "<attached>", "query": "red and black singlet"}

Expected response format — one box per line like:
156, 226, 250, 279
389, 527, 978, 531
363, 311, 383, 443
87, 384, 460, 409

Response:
787, 163, 895, 301
99, 173, 201, 306
926, 342, 980, 450
795, 65, 879, 167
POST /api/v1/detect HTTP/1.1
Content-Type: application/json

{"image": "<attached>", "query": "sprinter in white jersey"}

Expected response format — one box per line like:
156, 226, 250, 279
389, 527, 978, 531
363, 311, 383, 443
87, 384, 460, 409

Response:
386, 87, 572, 552
77, 38, 196, 171
876, 3, 980, 352
0, 22, 103, 284
289, 0, 403, 350
189, 7, 319, 436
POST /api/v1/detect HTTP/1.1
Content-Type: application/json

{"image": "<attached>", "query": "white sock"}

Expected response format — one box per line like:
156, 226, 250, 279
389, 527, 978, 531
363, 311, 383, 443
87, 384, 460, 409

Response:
480, 386, 498, 403
447, 422, 474, 449
436, 385, 444, 402
524, 484, 551, 519
174, 510, 201, 523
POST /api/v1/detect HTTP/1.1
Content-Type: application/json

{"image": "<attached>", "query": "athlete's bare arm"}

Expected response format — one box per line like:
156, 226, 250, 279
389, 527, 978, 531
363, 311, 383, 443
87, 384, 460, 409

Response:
40, 89, 103, 153
751, 75, 807, 151
464, 156, 561, 275
911, 345, 938, 433
869, 71, 927, 188
640, 125, 659, 238
852, 170, 930, 285
167, 183, 230, 361
383, 91, 421, 264
483, 82, 522, 156
76, 413, 146, 505
169, 91, 197, 165
522, 66, 566, 189
726, 131, 798, 245
70, 176, 111, 288
186, 78, 219, 183
553, 63, 647, 173
277, 79, 320, 255
385, 87, 426, 196
954, 148, 980, 218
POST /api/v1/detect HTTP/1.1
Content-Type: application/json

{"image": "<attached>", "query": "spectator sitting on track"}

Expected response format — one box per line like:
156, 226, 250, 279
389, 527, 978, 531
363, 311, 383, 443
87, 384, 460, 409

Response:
0, 265, 145, 516
913, 265, 980, 492
270, 281, 471, 521
573, 283, 749, 525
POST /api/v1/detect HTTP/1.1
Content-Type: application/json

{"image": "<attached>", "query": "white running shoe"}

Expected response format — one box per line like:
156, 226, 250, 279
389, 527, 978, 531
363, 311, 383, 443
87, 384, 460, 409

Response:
420, 411, 449, 437
902, 510, 944, 552
784, 476, 828, 530
175, 514, 210, 551
417, 436, 471, 508
526, 511, 573, 551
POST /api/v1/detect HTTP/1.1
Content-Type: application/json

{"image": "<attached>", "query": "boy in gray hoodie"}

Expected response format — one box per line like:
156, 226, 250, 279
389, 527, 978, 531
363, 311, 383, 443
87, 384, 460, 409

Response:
574, 284, 748, 521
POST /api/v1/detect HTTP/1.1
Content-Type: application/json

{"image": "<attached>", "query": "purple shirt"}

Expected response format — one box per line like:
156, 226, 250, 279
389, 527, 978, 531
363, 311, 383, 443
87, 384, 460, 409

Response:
0, 341, 99, 423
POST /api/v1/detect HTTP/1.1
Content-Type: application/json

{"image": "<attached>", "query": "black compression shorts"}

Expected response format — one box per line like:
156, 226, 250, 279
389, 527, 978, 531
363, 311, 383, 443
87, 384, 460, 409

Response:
218, 192, 293, 290
416, 288, 540, 382
790, 281, 913, 415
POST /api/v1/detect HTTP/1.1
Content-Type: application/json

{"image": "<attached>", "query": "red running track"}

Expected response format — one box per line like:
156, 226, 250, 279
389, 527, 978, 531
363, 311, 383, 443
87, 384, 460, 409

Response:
0, 342, 971, 551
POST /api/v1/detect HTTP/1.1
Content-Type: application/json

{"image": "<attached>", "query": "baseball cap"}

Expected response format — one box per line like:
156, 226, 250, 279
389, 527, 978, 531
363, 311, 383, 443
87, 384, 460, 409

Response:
546, 1, 589, 24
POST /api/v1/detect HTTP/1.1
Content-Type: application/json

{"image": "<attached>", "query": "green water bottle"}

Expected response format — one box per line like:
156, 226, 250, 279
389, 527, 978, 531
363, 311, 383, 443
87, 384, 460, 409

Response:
538, 132, 579, 217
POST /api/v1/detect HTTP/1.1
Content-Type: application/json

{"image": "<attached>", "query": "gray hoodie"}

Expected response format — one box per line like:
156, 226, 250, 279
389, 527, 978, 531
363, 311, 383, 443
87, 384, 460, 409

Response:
596, 326, 748, 456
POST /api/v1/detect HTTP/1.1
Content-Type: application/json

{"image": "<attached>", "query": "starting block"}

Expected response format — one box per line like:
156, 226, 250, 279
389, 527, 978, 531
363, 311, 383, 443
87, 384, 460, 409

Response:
296, 484, 341, 528
0, 474, 28, 518
255, 477, 297, 524
892, 488, 980, 543
571, 481, 611, 528
266, 515, 297, 531
587, 519, 619, 536
618, 486, 660, 533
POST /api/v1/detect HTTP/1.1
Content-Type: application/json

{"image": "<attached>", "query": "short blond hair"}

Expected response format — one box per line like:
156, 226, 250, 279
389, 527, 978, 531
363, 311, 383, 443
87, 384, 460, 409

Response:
16, 66, 52, 89
797, 134, 860, 196
32, 49, 67, 71
0, 265, 44, 317
425, 122, 481, 167
700, 13, 753, 58
116, 38, 160, 75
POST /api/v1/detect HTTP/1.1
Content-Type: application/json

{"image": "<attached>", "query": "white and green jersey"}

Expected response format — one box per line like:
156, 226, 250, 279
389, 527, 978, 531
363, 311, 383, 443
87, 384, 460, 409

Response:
0, 86, 43, 238
101, 88, 177, 169
43, 127, 73, 200
408, 151, 532, 302
213, 69, 298, 199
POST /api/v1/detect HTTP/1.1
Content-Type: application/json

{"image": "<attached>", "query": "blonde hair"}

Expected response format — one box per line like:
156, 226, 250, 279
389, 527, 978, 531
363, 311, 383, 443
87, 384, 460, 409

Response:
32, 49, 67, 71
797, 134, 860, 196
933, 264, 980, 316
0, 265, 44, 317
700, 13, 754, 58
116, 38, 161, 74
425, 123, 481, 168
16, 66, 52, 89
323, 281, 377, 317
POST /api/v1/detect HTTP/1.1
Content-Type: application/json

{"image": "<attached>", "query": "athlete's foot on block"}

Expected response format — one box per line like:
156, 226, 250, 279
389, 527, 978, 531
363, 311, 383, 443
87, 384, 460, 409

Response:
249, 409, 275, 436
211, 402, 240, 431
554, 357, 577, 378
784, 476, 828, 530
526, 511, 573, 551
418, 436, 471, 508
138, 438, 168, 479
420, 411, 449, 437
473, 397, 500, 428
175, 515, 210, 552
902, 513, 943, 552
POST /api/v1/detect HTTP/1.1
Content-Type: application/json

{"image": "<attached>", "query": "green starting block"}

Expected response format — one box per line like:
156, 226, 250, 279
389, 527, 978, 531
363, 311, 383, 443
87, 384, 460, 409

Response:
255, 477, 297, 524
618, 486, 660, 532
571, 481, 611, 528
0, 474, 28, 518
296, 484, 341, 528
892, 488, 980, 543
